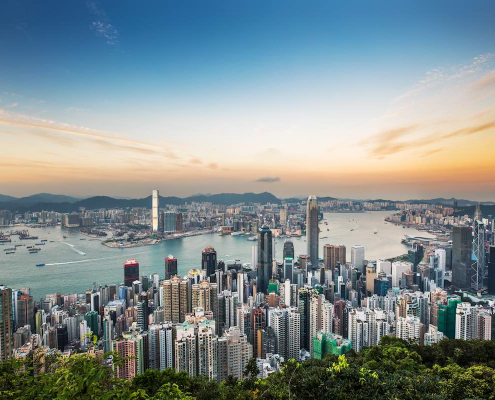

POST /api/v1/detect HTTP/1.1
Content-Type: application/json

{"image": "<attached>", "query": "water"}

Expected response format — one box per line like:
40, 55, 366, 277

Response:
0, 211, 431, 299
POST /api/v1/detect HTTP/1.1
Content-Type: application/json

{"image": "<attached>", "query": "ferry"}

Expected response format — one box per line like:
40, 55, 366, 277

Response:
63, 235, 68, 239
4, 248, 15, 251
41, 239, 48, 242
6, 251, 15, 254
247, 236, 257, 241
36, 263, 45, 267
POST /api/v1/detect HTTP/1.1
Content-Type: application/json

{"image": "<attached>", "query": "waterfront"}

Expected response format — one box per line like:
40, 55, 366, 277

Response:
0, 211, 433, 299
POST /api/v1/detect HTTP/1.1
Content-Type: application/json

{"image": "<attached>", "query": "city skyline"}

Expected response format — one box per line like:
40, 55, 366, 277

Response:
2, 1, 495, 200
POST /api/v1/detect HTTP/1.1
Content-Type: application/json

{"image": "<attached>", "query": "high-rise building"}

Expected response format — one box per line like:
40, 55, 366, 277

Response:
163, 211, 177, 233
165, 255, 178, 280
452, 226, 473, 290
151, 189, 159, 233
115, 339, 137, 379
202, 246, 217, 278
472, 217, 486, 291
124, 259, 139, 287
257, 226, 273, 294
0, 286, 12, 361
283, 240, 294, 260
284, 257, 294, 283
351, 245, 365, 273
306, 196, 319, 268
323, 244, 346, 270
488, 246, 495, 295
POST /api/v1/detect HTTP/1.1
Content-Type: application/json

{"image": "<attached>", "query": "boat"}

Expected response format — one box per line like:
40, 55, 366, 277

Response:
63, 235, 68, 239
6, 251, 15, 254
247, 236, 257, 241
36, 263, 45, 267
4, 248, 15, 251
80, 238, 86, 240
35, 243, 45, 245
41, 239, 47, 242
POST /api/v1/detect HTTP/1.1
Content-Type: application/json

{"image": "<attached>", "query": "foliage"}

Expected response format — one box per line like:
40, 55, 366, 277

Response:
3, 339, 495, 399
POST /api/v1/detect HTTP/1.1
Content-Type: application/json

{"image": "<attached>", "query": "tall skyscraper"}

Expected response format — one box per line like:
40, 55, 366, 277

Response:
283, 239, 294, 260
165, 255, 178, 280
151, 189, 159, 233
306, 195, 319, 268
202, 246, 217, 278
0, 286, 12, 361
323, 244, 346, 270
257, 226, 273, 294
452, 226, 473, 290
472, 214, 486, 291
488, 246, 495, 295
351, 245, 365, 273
124, 259, 140, 287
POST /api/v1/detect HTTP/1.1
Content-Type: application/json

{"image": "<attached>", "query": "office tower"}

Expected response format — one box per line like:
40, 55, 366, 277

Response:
158, 210, 164, 233
0, 287, 12, 361
175, 212, 183, 232
488, 246, 495, 294
251, 245, 258, 271
366, 265, 377, 296
163, 211, 177, 233
376, 259, 392, 275
472, 217, 486, 291
124, 259, 139, 287
283, 257, 294, 283
283, 239, 294, 260
56, 324, 68, 351
165, 255, 178, 280
84, 311, 99, 338
251, 307, 266, 358
151, 189, 159, 233
452, 226, 473, 290
306, 195, 319, 267
257, 226, 273, 294
197, 325, 218, 380
115, 340, 137, 379
202, 246, 217, 278
280, 207, 287, 227
103, 319, 113, 353
237, 272, 244, 305
408, 243, 425, 272
391, 261, 412, 288
351, 245, 365, 273
476, 311, 492, 340
16, 294, 34, 332
435, 249, 446, 271
298, 287, 315, 351
323, 244, 346, 270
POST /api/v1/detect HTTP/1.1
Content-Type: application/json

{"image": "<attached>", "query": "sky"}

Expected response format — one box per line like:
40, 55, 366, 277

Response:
1, 0, 495, 201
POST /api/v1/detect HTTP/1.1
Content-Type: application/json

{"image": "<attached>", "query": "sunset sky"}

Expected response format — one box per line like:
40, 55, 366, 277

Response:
1, 0, 495, 200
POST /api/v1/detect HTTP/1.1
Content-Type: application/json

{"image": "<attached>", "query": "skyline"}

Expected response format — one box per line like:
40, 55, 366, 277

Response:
2, 1, 495, 200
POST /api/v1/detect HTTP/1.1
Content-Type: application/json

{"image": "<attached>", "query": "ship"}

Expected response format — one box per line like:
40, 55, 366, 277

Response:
41, 239, 48, 242
4, 248, 15, 251
247, 236, 257, 241
36, 263, 45, 267
6, 251, 15, 254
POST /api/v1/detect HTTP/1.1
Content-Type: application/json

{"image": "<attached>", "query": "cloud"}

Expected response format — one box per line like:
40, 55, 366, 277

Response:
471, 69, 495, 91
207, 162, 218, 169
255, 176, 281, 183
91, 21, 119, 46
395, 52, 495, 103
359, 125, 419, 157
421, 148, 441, 158
189, 158, 202, 165
442, 121, 495, 139
6, 102, 19, 109
87, 1, 119, 46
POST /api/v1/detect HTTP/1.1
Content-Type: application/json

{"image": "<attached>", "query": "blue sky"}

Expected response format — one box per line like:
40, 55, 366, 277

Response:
1, 0, 495, 199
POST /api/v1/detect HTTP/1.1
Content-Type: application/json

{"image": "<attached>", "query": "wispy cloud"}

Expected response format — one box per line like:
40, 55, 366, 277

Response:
87, 1, 119, 47
255, 176, 281, 183
470, 69, 495, 91
207, 162, 218, 169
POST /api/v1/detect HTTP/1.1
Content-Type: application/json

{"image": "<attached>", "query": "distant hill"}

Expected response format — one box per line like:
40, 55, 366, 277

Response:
0, 194, 17, 202
0, 192, 282, 212
405, 198, 495, 206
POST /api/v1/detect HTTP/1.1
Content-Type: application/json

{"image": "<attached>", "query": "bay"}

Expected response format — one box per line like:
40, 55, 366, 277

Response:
0, 211, 431, 299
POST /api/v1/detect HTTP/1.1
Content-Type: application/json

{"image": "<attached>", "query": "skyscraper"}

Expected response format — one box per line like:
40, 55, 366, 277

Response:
202, 246, 217, 278
472, 213, 486, 291
488, 246, 495, 295
351, 245, 365, 273
452, 226, 473, 290
283, 239, 294, 260
257, 226, 273, 294
165, 255, 178, 280
0, 286, 12, 361
323, 244, 346, 270
306, 195, 319, 268
152, 189, 159, 233
124, 259, 140, 287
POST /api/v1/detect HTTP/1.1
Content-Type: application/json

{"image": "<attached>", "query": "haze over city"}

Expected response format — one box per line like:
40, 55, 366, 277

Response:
1, 0, 495, 200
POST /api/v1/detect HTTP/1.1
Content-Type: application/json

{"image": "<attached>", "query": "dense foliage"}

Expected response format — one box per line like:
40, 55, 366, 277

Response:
3, 338, 495, 399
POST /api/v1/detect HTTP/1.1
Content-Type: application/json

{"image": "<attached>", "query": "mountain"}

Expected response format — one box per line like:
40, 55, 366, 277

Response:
0, 194, 18, 202
0, 192, 282, 212
16, 193, 81, 205
405, 198, 495, 206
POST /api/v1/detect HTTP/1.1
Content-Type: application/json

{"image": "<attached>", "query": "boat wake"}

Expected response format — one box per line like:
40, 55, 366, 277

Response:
44, 250, 149, 266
